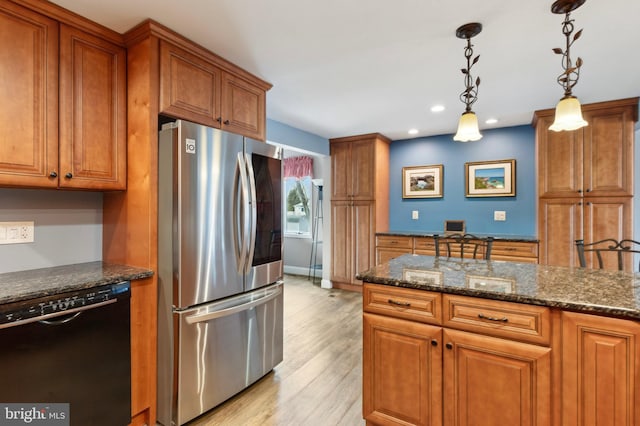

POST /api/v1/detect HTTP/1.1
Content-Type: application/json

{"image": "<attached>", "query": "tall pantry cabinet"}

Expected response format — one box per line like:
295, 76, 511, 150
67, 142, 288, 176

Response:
534, 97, 638, 270
330, 133, 390, 291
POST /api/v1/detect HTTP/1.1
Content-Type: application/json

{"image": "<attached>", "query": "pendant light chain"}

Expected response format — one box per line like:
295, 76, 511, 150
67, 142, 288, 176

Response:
460, 37, 480, 113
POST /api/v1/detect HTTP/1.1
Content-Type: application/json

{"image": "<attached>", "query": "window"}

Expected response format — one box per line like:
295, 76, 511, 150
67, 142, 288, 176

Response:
283, 156, 313, 237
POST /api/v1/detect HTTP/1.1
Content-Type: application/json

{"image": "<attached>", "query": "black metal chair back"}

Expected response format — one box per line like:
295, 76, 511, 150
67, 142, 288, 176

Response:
575, 239, 640, 271
433, 233, 493, 260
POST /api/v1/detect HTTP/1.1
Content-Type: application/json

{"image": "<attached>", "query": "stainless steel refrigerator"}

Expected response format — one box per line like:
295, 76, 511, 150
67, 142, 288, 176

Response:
157, 119, 284, 426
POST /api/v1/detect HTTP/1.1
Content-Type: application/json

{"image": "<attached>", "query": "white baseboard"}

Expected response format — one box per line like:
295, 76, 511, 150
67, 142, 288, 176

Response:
284, 265, 320, 277
320, 279, 332, 289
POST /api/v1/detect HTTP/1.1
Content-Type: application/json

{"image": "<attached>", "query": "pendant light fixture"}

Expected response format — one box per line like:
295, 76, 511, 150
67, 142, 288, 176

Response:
453, 22, 483, 142
549, 0, 588, 132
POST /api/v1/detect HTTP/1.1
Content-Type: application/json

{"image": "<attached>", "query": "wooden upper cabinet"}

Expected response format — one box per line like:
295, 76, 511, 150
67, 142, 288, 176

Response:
221, 72, 265, 140
59, 24, 126, 190
330, 135, 382, 201
159, 40, 222, 128
0, 0, 58, 188
582, 104, 635, 197
535, 97, 638, 198
160, 40, 267, 140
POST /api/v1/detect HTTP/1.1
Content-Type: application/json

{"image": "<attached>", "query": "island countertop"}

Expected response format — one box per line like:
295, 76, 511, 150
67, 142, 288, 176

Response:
0, 261, 154, 305
356, 254, 640, 320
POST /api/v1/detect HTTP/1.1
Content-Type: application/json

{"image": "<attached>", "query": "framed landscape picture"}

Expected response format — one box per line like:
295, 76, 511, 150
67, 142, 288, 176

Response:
402, 164, 443, 198
465, 159, 515, 197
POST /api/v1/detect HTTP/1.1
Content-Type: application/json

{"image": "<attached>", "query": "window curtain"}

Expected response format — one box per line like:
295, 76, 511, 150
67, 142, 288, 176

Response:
283, 156, 314, 179
283, 156, 313, 228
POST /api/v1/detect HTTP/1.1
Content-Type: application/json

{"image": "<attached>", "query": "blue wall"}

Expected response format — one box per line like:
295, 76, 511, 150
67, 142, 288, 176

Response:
267, 118, 329, 155
390, 125, 536, 237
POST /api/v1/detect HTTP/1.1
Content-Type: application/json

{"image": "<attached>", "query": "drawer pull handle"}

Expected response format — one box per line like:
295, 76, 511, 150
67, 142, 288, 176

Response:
387, 299, 411, 307
478, 313, 508, 322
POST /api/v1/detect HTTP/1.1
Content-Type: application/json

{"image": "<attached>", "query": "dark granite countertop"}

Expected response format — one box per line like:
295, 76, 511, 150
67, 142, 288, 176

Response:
356, 254, 640, 320
0, 261, 154, 304
377, 231, 538, 243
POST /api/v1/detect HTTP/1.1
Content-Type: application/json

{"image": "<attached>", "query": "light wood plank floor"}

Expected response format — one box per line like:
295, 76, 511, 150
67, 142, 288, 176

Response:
187, 274, 365, 426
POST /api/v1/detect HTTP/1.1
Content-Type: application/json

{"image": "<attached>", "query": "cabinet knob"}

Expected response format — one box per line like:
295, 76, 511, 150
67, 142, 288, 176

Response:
65, 172, 73, 179
585, 188, 591, 193
431, 339, 438, 347
216, 117, 222, 123
578, 202, 583, 206
49, 171, 58, 178
577, 189, 582, 193
223, 119, 230, 125
445, 343, 453, 350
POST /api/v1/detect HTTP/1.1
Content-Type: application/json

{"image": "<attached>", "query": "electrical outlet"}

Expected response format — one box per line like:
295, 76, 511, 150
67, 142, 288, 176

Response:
0, 221, 34, 244
494, 211, 506, 221
412, 210, 419, 220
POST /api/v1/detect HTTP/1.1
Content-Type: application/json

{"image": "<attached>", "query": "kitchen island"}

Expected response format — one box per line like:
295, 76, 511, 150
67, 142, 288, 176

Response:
357, 254, 640, 426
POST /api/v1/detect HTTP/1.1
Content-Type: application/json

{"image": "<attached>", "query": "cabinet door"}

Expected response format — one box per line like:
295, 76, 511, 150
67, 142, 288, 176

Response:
536, 114, 583, 198
582, 197, 632, 271
330, 200, 352, 284
363, 313, 442, 426
583, 105, 634, 197
443, 328, 551, 426
377, 247, 411, 265
159, 40, 222, 128
562, 312, 640, 426
538, 198, 582, 267
221, 72, 265, 140
0, 0, 58, 188
352, 201, 374, 285
351, 139, 375, 200
59, 25, 126, 190
330, 142, 351, 200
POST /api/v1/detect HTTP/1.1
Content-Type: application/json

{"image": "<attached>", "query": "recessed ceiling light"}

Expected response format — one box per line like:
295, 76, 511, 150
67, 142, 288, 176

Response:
408, 128, 419, 135
485, 118, 498, 125
430, 105, 445, 113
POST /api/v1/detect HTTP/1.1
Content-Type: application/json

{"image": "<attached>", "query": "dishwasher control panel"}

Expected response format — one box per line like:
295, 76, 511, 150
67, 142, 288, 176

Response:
0, 281, 130, 326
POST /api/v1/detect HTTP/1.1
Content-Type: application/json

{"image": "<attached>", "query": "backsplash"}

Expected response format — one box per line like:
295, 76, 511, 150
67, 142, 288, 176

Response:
0, 189, 102, 273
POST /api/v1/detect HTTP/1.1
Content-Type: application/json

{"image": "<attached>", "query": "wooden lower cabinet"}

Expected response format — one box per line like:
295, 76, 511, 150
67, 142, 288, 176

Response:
376, 235, 413, 264
331, 200, 375, 288
376, 235, 539, 265
538, 197, 632, 269
562, 312, 640, 426
443, 328, 551, 426
364, 283, 640, 426
363, 313, 442, 426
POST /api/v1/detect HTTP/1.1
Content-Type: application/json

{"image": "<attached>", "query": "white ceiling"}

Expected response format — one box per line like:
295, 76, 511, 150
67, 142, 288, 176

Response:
50, 0, 640, 141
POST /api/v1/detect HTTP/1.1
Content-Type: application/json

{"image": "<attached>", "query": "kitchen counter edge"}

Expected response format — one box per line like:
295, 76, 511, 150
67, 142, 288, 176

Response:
0, 261, 154, 304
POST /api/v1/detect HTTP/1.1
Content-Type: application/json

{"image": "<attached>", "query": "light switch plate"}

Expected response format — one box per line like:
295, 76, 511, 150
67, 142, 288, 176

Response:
493, 211, 506, 221
0, 221, 34, 244
412, 210, 419, 220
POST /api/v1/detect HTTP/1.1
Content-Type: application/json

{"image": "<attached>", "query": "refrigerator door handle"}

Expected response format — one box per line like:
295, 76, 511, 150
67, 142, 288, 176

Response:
244, 152, 257, 274
234, 152, 251, 272
184, 284, 283, 324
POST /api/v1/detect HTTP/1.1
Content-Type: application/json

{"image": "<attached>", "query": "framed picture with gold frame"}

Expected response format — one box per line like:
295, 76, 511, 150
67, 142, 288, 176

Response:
465, 159, 515, 197
402, 164, 443, 198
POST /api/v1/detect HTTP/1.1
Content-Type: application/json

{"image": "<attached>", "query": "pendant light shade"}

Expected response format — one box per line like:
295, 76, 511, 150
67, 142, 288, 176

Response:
454, 23, 483, 142
453, 111, 482, 142
549, 96, 588, 131
549, 0, 588, 132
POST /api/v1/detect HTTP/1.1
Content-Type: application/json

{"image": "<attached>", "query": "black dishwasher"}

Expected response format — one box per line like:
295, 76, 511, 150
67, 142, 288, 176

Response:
0, 281, 131, 426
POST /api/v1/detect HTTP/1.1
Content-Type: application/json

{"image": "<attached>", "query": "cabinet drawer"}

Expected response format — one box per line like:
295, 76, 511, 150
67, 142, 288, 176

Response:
491, 241, 538, 258
376, 235, 413, 249
363, 284, 441, 325
443, 294, 551, 346
413, 236, 437, 251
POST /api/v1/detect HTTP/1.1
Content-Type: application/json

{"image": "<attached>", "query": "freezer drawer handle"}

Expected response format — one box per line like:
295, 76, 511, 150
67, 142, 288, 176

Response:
185, 285, 283, 324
